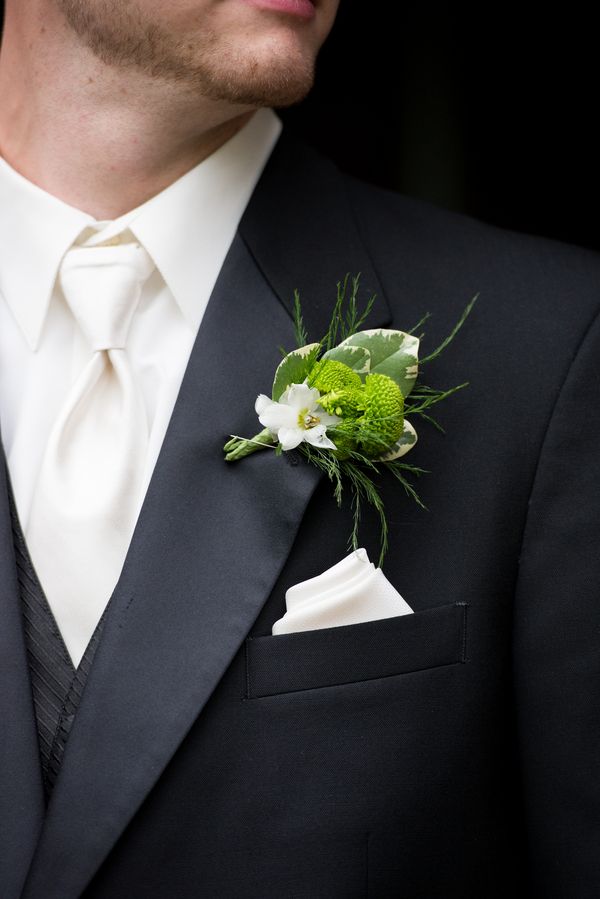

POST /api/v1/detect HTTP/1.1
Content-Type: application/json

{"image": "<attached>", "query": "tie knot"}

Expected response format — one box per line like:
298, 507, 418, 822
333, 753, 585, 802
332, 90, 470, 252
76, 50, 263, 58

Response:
59, 242, 155, 351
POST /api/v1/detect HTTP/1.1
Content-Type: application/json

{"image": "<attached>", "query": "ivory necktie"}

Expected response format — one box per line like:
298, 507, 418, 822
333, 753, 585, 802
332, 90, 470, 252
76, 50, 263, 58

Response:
26, 240, 155, 668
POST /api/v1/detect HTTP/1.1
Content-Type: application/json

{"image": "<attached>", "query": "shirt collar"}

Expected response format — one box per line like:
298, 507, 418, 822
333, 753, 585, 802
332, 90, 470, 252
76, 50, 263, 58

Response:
0, 160, 95, 349
0, 108, 282, 349
125, 107, 282, 332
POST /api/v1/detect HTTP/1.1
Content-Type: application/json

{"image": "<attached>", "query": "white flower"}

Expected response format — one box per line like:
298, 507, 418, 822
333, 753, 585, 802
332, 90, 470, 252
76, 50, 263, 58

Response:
255, 383, 341, 451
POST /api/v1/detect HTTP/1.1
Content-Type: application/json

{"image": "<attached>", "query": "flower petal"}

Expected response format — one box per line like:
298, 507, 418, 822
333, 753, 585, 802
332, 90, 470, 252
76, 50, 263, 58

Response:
316, 409, 343, 427
285, 383, 321, 412
258, 401, 297, 432
278, 427, 305, 451
304, 425, 337, 450
255, 394, 272, 415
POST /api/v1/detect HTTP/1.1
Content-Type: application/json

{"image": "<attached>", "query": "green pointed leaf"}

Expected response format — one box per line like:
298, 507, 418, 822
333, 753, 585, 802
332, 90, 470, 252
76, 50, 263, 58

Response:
378, 419, 418, 461
321, 343, 371, 376
338, 329, 419, 398
272, 343, 320, 401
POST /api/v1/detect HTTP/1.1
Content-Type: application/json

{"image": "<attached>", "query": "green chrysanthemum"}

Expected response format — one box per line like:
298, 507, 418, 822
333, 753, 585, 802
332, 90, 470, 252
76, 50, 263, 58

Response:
325, 418, 359, 460
308, 359, 363, 418
356, 373, 404, 457
308, 359, 362, 393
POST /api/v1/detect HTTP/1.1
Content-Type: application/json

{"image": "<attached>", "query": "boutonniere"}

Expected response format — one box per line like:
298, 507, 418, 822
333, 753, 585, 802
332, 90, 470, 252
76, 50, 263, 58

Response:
224, 275, 477, 566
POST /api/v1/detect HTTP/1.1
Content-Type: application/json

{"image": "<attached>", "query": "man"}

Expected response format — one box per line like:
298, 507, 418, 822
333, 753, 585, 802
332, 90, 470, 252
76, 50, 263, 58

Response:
0, 1, 598, 897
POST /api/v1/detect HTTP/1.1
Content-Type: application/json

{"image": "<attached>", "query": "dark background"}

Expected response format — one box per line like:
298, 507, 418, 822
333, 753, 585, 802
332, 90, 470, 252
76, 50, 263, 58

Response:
280, 6, 599, 253
1, 4, 597, 253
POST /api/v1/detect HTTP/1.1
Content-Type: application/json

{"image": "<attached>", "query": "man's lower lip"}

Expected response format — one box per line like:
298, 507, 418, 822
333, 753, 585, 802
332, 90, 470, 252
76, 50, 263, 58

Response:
240, 0, 316, 21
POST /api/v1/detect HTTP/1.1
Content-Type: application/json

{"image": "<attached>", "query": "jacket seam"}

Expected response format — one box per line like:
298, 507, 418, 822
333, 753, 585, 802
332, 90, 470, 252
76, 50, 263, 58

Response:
513, 300, 600, 579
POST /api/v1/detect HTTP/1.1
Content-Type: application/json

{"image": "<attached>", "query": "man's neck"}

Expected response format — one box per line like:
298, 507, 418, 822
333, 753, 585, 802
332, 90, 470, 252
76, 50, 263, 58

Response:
0, 3, 255, 219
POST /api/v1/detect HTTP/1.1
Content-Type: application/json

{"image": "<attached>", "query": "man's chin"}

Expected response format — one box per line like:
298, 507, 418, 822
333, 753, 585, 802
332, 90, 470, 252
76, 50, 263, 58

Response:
202, 77, 315, 108
197, 56, 316, 108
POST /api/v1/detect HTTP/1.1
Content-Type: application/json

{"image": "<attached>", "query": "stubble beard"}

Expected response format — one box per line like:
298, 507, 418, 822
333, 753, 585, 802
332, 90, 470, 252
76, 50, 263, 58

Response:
56, 0, 317, 106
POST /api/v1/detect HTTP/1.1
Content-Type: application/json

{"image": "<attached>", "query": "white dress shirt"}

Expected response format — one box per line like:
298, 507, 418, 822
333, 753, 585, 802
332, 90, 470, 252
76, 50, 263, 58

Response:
0, 107, 281, 625
0, 110, 281, 664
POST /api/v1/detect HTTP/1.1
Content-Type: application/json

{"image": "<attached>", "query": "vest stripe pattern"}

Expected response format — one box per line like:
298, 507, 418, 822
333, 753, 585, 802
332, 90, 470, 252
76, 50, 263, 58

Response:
44, 623, 105, 796
7, 470, 106, 802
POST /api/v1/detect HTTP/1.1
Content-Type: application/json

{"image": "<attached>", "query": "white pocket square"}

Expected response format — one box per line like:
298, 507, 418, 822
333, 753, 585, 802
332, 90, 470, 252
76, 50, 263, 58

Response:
272, 548, 413, 635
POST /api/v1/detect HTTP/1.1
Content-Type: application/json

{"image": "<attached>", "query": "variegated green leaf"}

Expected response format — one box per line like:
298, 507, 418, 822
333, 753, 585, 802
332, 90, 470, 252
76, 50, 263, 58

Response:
338, 329, 419, 398
272, 343, 320, 401
321, 343, 371, 376
378, 418, 418, 461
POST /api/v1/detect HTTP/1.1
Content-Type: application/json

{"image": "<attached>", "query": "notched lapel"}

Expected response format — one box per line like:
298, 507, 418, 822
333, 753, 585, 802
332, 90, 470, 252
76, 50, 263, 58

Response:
22, 237, 322, 899
22, 133, 392, 899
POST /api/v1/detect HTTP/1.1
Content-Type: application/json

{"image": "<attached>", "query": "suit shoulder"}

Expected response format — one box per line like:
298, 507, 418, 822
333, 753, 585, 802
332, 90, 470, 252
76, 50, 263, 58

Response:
343, 172, 600, 275
342, 172, 600, 324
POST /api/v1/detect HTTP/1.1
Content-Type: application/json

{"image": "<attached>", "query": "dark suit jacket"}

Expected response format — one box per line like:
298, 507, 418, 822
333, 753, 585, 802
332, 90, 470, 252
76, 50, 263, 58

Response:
2, 131, 599, 899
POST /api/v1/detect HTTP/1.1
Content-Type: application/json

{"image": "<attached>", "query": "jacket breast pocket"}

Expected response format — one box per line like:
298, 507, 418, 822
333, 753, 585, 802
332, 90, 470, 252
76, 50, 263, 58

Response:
245, 601, 468, 698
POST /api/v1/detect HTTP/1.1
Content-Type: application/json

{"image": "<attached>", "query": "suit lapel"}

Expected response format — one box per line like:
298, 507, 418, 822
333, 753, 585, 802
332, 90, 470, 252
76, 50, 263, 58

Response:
238, 132, 390, 338
0, 453, 46, 899
21, 134, 391, 899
